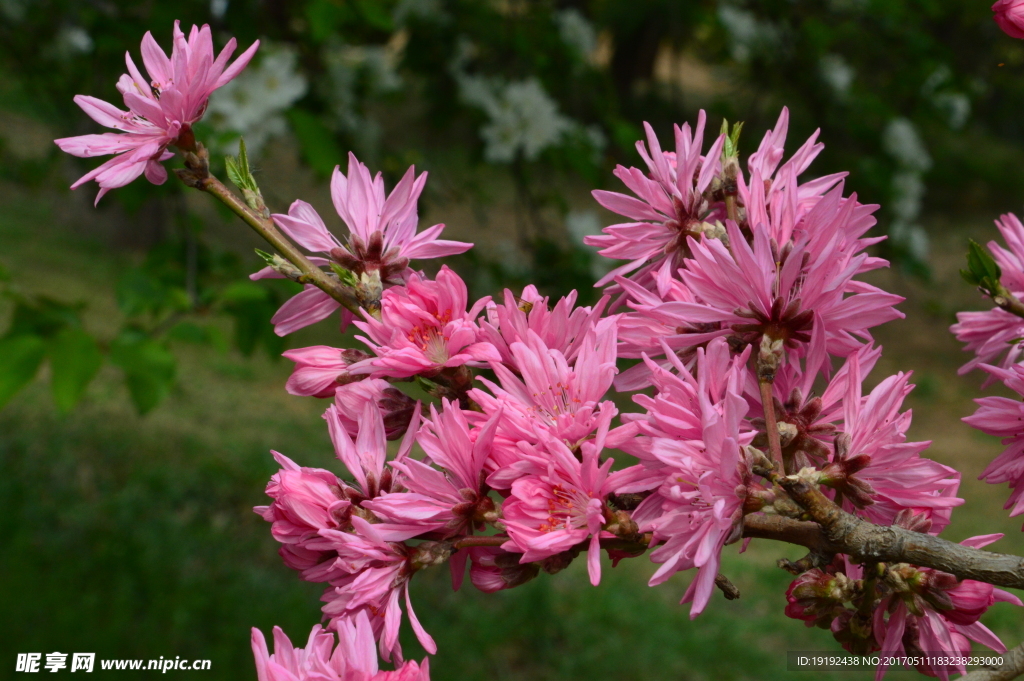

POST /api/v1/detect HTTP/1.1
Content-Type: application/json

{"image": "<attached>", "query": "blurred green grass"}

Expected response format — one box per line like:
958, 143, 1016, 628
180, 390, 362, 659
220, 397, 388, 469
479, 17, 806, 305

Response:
1, 183, 1022, 680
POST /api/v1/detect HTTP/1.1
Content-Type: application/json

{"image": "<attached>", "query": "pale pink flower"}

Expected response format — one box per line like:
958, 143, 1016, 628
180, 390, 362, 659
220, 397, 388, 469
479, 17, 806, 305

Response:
951, 214, 1024, 379
261, 156, 473, 282
963, 362, 1024, 520
54, 21, 258, 204
994, 0, 1024, 38
250, 154, 471, 336
251, 611, 430, 681
311, 517, 436, 660
501, 435, 646, 586
281, 346, 370, 398
624, 340, 755, 618
832, 362, 962, 532
469, 318, 621, 488
350, 267, 499, 379
586, 112, 726, 296
479, 286, 609, 371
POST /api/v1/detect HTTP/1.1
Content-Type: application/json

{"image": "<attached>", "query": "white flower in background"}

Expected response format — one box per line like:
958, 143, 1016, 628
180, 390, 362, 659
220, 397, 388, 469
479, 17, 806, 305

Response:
210, 0, 229, 20
323, 41, 402, 129
819, 53, 854, 99
57, 26, 92, 54
478, 79, 574, 163
884, 118, 931, 261
206, 45, 308, 155
717, 4, 780, 62
891, 171, 926, 224
883, 118, 932, 172
555, 9, 597, 59
0, 0, 28, 22
393, 0, 445, 25
566, 210, 613, 280
934, 92, 970, 130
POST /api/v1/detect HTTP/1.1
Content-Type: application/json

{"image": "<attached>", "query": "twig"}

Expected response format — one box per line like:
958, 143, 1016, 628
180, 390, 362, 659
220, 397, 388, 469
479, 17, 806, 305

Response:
715, 573, 741, 600
175, 147, 361, 315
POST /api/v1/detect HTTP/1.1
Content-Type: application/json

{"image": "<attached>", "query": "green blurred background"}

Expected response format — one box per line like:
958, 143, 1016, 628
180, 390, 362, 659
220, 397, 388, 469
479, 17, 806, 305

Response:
3, 0, 1024, 678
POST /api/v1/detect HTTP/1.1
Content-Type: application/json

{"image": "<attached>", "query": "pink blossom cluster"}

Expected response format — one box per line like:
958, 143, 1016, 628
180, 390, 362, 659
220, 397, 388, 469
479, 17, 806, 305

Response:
249, 113, 1006, 678
56, 25, 1024, 678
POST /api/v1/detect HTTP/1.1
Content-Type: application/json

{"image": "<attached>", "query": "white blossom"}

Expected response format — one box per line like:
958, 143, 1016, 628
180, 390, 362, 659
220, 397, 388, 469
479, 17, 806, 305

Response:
206, 45, 308, 155
819, 54, 854, 98
883, 118, 932, 172
555, 9, 597, 59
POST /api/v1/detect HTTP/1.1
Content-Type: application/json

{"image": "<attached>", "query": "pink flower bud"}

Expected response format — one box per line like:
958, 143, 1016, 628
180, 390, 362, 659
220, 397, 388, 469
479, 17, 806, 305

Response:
994, 0, 1024, 39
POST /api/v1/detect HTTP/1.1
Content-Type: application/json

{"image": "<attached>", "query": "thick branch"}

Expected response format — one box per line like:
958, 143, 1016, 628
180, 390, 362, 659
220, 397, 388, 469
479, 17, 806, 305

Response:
758, 377, 784, 469
960, 641, 1024, 681
743, 489, 1024, 590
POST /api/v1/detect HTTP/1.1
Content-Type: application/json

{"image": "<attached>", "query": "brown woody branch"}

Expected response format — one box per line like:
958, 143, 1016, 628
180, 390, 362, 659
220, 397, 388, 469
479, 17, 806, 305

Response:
742, 480, 1024, 590
960, 641, 1024, 681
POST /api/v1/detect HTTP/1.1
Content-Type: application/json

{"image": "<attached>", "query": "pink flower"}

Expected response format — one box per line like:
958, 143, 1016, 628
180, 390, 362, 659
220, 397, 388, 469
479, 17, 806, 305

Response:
951, 214, 1024, 379
350, 267, 499, 379
625, 340, 755, 618
54, 22, 258, 204
251, 611, 430, 681
330, 380, 419, 441
832, 361, 962, 531
994, 0, 1024, 38
501, 435, 645, 586
647, 194, 902, 361
963, 362, 1024, 521
586, 112, 726, 296
311, 517, 437, 661
467, 547, 539, 593
324, 401, 420, 501
469, 318, 621, 487
254, 451, 353, 581
479, 286, 609, 371
362, 402, 503, 590
281, 346, 370, 398
250, 260, 356, 337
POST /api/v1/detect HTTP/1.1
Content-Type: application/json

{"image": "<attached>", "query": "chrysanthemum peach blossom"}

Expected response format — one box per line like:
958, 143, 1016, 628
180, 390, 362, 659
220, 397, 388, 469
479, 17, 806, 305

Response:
55, 21, 258, 204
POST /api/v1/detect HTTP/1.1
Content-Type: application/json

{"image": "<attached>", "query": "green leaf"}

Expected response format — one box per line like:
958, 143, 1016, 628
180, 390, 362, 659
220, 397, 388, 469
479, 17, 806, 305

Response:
287, 109, 343, 177
109, 331, 177, 415
48, 326, 103, 412
355, 0, 394, 31
6, 296, 83, 338
0, 334, 46, 408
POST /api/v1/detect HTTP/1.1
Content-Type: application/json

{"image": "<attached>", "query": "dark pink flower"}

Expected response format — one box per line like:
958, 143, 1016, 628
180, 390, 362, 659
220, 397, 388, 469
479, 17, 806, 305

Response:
479, 286, 609, 371
994, 0, 1024, 38
350, 267, 498, 379
329, 380, 419, 441
55, 22, 258, 204
501, 435, 646, 586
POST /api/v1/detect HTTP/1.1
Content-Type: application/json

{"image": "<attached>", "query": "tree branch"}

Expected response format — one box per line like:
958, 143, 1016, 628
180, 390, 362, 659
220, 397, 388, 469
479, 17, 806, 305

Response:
960, 642, 1024, 681
175, 148, 361, 315
742, 493, 1024, 590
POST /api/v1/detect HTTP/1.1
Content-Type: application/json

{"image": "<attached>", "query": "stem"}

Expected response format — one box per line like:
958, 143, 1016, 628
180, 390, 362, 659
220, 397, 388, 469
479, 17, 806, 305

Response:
993, 284, 1024, 321
961, 641, 1024, 680
758, 376, 784, 470
453, 536, 507, 549
724, 194, 739, 224
200, 176, 361, 315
